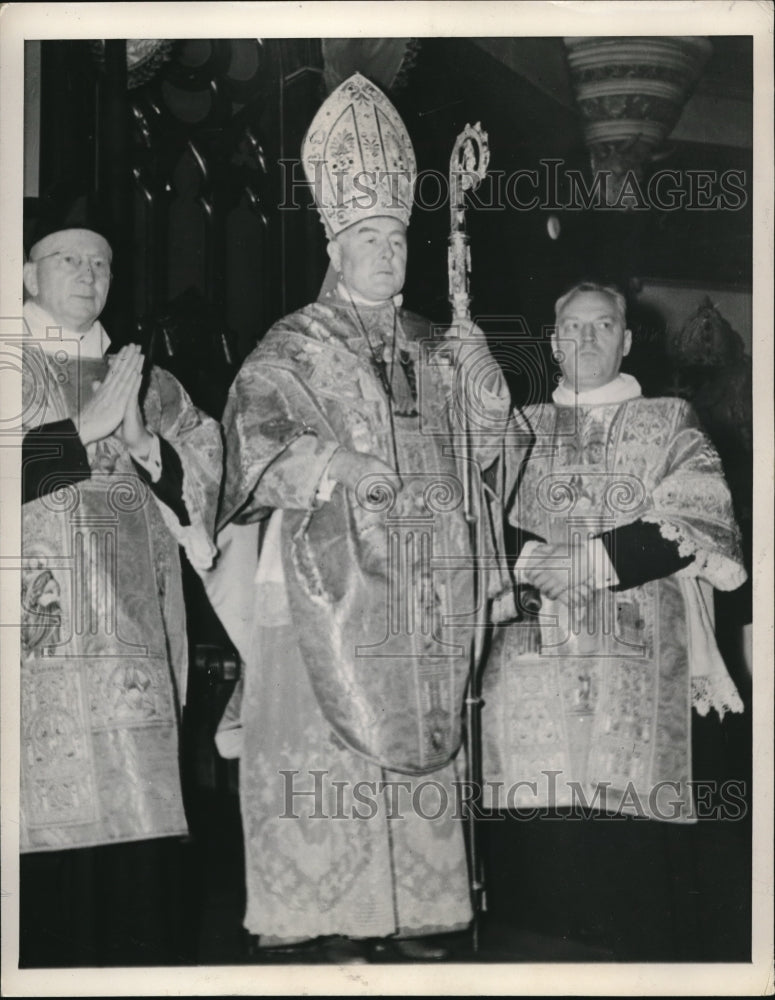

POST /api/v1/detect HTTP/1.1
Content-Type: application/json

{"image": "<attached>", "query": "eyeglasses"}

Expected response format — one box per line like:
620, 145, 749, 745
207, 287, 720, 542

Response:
33, 251, 112, 279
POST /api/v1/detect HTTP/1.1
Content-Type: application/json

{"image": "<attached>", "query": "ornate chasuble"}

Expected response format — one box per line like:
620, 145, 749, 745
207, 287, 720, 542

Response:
221, 297, 508, 776
482, 397, 745, 821
20, 344, 220, 851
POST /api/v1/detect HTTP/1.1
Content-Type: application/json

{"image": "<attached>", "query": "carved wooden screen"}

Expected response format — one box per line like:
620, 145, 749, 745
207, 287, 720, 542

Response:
126, 39, 325, 415
32, 38, 326, 417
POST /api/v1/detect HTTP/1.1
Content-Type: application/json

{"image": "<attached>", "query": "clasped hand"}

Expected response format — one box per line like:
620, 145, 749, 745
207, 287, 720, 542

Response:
519, 542, 593, 616
79, 343, 153, 456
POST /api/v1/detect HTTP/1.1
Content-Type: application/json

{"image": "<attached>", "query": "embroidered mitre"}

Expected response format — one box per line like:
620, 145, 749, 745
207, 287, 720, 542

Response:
302, 71, 417, 237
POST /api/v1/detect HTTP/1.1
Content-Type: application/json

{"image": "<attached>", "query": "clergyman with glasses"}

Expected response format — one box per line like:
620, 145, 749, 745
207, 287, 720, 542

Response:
19, 220, 222, 965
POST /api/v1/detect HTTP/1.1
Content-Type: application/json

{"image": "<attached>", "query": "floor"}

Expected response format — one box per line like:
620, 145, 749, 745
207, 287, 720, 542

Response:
173, 568, 756, 967
186, 775, 752, 967
17, 672, 751, 970
16, 731, 752, 970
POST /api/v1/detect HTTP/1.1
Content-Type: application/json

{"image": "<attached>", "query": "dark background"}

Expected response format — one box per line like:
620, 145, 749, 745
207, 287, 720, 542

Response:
22, 36, 753, 964
26, 37, 752, 391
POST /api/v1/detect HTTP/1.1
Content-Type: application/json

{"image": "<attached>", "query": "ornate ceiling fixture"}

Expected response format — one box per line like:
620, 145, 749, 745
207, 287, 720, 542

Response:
90, 39, 174, 89
564, 36, 713, 207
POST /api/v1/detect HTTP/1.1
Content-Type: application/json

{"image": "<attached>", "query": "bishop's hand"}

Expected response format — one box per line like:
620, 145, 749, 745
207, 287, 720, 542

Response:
328, 448, 398, 494
446, 320, 505, 402
443, 319, 488, 359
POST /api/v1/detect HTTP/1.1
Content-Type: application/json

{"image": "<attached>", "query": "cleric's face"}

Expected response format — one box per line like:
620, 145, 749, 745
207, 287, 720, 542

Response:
553, 290, 632, 392
25, 229, 112, 333
328, 217, 408, 303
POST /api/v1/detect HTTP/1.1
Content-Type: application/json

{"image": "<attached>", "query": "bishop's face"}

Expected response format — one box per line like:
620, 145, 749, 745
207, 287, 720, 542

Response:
553, 290, 632, 392
328, 217, 408, 303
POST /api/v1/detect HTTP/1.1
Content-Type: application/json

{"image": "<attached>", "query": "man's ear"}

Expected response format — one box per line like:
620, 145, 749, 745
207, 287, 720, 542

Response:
326, 239, 341, 274
623, 328, 632, 357
23, 261, 39, 298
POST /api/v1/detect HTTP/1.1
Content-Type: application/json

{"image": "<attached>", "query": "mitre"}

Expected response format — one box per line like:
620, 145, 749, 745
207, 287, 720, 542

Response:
302, 71, 417, 237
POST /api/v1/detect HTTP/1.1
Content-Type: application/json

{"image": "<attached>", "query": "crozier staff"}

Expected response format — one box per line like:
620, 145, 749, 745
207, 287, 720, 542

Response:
203, 72, 517, 962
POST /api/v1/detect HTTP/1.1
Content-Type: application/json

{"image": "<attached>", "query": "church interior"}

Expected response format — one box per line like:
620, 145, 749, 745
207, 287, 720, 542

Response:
21, 35, 753, 965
